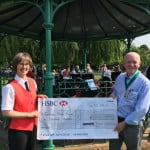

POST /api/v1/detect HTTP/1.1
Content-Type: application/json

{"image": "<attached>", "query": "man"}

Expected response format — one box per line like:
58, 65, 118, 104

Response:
109, 52, 150, 150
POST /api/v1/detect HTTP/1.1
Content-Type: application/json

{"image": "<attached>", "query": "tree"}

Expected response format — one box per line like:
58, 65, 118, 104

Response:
52, 41, 79, 68
0, 35, 129, 70
139, 44, 149, 51
0, 35, 40, 67
78, 40, 125, 66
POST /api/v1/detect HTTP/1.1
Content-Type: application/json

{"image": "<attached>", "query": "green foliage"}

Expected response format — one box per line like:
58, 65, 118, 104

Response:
139, 44, 149, 51
79, 40, 125, 66
0, 34, 149, 70
0, 35, 40, 66
52, 41, 79, 67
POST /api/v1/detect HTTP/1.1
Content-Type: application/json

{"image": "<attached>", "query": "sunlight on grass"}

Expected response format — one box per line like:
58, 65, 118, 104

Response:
94, 72, 101, 80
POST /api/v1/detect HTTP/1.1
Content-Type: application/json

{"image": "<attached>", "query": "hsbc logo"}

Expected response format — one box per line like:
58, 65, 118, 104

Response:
59, 100, 68, 106
41, 100, 68, 107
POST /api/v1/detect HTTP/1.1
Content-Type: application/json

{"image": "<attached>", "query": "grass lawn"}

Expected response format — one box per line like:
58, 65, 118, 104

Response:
94, 72, 101, 81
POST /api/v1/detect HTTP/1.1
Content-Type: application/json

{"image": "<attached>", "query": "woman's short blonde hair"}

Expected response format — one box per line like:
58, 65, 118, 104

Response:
11, 52, 33, 72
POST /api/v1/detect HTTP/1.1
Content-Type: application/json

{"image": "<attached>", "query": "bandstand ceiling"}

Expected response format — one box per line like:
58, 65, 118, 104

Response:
0, 0, 150, 41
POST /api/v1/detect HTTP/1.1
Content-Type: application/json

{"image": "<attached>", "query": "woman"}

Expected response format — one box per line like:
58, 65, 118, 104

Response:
1, 52, 47, 150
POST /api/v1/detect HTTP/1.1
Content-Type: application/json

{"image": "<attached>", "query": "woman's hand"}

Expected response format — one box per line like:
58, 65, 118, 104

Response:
37, 94, 48, 99
26, 110, 38, 118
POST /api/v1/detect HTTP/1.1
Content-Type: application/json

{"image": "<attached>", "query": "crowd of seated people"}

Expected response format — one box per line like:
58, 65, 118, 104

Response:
33, 63, 122, 97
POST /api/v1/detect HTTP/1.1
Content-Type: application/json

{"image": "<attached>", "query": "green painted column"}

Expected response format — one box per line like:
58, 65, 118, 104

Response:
42, 0, 55, 150
126, 38, 133, 52
39, 39, 43, 93
83, 41, 87, 71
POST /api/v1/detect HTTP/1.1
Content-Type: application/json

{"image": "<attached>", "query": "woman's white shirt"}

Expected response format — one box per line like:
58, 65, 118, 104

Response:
1, 74, 36, 110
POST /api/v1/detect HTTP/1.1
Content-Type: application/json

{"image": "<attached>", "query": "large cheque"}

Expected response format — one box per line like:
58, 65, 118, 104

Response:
37, 98, 118, 140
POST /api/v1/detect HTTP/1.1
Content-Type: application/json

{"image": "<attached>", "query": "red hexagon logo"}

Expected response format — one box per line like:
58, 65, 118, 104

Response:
59, 100, 68, 106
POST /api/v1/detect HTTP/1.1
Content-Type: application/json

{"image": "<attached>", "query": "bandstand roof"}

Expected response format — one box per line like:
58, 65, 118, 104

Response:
0, 0, 150, 41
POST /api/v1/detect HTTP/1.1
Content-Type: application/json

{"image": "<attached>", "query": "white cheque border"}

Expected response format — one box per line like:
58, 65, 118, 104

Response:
37, 97, 118, 140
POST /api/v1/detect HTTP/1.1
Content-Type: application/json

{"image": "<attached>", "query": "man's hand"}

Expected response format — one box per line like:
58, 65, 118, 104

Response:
109, 94, 116, 99
114, 121, 126, 133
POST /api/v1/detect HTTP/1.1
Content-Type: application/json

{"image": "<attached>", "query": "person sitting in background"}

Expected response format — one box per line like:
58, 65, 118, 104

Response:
102, 66, 112, 80
52, 69, 58, 86
63, 66, 71, 80
61, 68, 66, 76
75, 65, 81, 73
111, 65, 122, 81
101, 64, 107, 76
36, 65, 43, 77
70, 66, 77, 75
52, 69, 58, 76
86, 63, 93, 74
27, 67, 35, 78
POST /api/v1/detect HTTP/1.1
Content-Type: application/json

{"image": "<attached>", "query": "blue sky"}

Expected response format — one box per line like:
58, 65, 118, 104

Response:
133, 33, 150, 48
